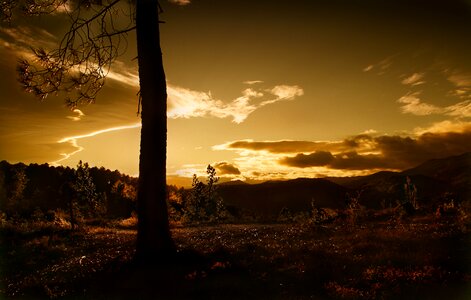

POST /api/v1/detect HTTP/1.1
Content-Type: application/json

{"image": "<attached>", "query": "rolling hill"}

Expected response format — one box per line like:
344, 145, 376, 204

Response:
218, 178, 348, 219
217, 152, 471, 216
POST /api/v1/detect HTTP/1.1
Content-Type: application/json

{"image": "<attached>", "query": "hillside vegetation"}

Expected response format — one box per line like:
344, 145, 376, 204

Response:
0, 153, 470, 298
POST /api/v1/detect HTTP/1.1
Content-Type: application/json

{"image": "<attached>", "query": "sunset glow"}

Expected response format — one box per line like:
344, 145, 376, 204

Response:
1, 0, 471, 186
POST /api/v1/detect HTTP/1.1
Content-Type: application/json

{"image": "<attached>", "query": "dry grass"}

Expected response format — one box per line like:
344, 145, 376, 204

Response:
1, 212, 470, 299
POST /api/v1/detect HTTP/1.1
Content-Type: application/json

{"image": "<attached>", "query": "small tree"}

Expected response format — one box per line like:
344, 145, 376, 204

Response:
67, 160, 101, 229
397, 176, 418, 216
185, 174, 206, 222
74, 161, 99, 214
6, 164, 29, 215
166, 185, 184, 222
205, 164, 220, 218
277, 206, 292, 223
310, 199, 328, 225
345, 190, 363, 226
185, 165, 227, 223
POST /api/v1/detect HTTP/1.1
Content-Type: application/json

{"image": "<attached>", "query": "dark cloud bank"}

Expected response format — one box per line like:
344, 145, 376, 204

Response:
227, 130, 471, 171
215, 162, 241, 175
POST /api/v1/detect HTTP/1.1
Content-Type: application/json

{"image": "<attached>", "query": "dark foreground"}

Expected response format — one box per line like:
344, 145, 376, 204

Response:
1, 215, 470, 299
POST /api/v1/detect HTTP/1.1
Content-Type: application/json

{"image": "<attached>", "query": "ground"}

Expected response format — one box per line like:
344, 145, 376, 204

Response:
1, 213, 470, 299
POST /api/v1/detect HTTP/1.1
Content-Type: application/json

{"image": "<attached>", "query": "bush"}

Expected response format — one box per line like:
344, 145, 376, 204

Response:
397, 177, 418, 216
345, 191, 365, 226
183, 165, 230, 224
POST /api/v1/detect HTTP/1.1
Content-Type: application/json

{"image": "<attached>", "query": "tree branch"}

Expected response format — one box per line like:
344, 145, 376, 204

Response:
96, 25, 136, 38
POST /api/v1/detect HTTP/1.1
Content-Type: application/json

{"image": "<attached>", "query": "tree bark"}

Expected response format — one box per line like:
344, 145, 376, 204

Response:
135, 0, 175, 262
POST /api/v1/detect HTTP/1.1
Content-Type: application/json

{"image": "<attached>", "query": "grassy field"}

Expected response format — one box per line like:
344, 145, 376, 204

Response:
1, 213, 470, 299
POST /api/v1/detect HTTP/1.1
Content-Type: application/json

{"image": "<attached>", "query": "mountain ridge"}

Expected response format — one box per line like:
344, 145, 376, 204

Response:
217, 152, 471, 216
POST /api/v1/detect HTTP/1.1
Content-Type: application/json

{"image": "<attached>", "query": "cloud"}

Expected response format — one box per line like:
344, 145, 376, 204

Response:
1, 25, 302, 125
166, 85, 258, 123
219, 121, 471, 172
397, 91, 471, 118
449, 88, 470, 100
280, 151, 334, 168
167, 84, 303, 124
362, 129, 377, 134
0, 26, 57, 60
280, 130, 471, 170
214, 162, 241, 175
243, 80, 263, 85
168, 0, 191, 5
401, 73, 425, 86
397, 92, 443, 115
0, 26, 56, 50
217, 134, 379, 155
445, 100, 471, 118
447, 72, 471, 88
414, 120, 471, 135
280, 151, 395, 170
363, 55, 397, 75
100, 63, 304, 124
106, 62, 140, 87
374, 131, 471, 168
214, 139, 345, 154
268, 85, 304, 101
445, 71, 471, 104
50, 123, 141, 165
66, 109, 85, 121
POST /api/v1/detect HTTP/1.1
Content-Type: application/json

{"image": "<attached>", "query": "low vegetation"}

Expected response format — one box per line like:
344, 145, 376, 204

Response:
0, 160, 470, 299
1, 209, 470, 299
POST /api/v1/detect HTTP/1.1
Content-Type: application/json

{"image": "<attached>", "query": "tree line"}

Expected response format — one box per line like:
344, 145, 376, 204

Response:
0, 160, 137, 222
0, 161, 232, 228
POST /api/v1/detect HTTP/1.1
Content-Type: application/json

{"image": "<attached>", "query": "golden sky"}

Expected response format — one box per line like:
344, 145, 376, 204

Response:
1, 0, 471, 186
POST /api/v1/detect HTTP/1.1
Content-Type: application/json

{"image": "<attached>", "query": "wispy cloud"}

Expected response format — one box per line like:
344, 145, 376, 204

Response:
50, 82, 304, 165
363, 65, 374, 72
401, 73, 425, 86
414, 120, 471, 135
243, 80, 264, 85
103, 63, 304, 123
168, 0, 191, 5
363, 55, 396, 74
167, 84, 303, 124
397, 92, 442, 115
106, 61, 140, 87
447, 72, 471, 88
50, 123, 140, 165
0, 26, 57, 60
0, 26, 56, 49
445, 100, 471, 118
442, 70, 471, 100
397, 91, 471, 118
166, 85, 260, 123
264, 85, 304, 103
66, 109, 85, 121
214, 139, 345, 154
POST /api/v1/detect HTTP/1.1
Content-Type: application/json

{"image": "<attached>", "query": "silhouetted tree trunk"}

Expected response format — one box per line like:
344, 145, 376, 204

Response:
135, 0, 175, 261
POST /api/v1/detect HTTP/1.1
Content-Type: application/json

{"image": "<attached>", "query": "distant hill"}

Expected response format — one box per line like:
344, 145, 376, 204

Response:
219, 180, 250, 186
2, 152, 468, 220
402, 152, 471, 196
218, 178, 348, 219
218, 152, 471, 215
344, 173, 450, 209
325, 152, 470, 209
